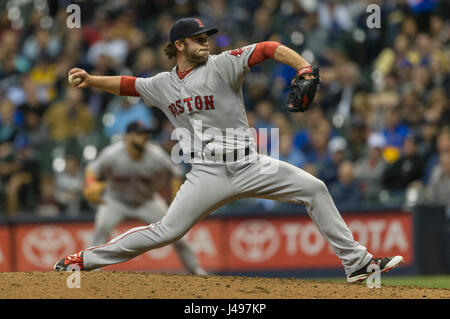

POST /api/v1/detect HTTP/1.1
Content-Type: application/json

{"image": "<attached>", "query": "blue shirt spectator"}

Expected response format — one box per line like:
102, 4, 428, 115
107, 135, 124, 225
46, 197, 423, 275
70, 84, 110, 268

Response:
103, 97, 153, 138
278, 133, 307, 168
382, 108, 410, 148
329, 161, 362, 210
320, 136, 348, 186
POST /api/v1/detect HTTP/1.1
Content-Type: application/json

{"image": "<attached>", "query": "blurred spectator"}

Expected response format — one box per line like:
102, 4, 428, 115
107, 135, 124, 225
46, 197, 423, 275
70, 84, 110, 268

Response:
27, 54, 60, 104
321, 135, 348, 186
113, 9, 147, 67
429, 46, 450, 97
302, 11, 329, 59
20, 109, 49, 148
347, 116, 368, 162
400, 16, 419, 44
426, 151, 450, 207
302, 118, 332, 167
366, 86, 401, 133
329, 160, 362, 210
383, 107, 409, 148
429, 14, 447, 42
427, 88, 450, 126
424, 126, 450, 184
86, 27, 129, 68
80, 7, 110, 47
420, 117, 440, 163
0, 99, 21, 143
292, 107, 327, 153
334, 62, 361, 123
18, 77, 48, 118
60, 29, 84, 65
254, 100, 274, 130
54, 153, 84, 216
400, 89, 425, 136
44, 86, 94, 142
253, 99, 275, 153
411, 33, 434, 68
317, 0, 353, 33
380, 107, 410, 164
250, 7, 274, 42
321, 62, 363, 119
84, 54, 117, 117
354, 132, 388, 203
375, 33, 412, 76
382, 134, 426, 191
270, 112, 292, 136
278, 132, 306, 168
103, 96, 153, 139
411, 66, 431, 99
0, 141, 16, 213
36, 174, 60, 217
0, 30, 31, 88
22, 27, 61, 63
1, 139, 40, 216
244, 71, 271, 111
132, 47, 158, 78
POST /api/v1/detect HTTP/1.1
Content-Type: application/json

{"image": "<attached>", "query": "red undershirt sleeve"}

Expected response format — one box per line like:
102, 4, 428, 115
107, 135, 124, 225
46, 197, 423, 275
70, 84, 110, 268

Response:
248, 41, 282, 68
119, 76, 140, 97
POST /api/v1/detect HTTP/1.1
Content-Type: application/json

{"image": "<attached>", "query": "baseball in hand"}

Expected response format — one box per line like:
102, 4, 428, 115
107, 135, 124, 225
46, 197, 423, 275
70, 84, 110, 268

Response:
68, 74, 82, 86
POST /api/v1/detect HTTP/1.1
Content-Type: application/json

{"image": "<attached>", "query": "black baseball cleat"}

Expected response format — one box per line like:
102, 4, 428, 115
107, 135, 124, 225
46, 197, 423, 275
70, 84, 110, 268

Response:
53, 251, 85, 271
346, 255, 404, 283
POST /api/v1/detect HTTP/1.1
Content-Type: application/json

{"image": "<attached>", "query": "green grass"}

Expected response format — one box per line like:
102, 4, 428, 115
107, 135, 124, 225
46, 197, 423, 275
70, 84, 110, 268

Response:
316, 275, 450, 289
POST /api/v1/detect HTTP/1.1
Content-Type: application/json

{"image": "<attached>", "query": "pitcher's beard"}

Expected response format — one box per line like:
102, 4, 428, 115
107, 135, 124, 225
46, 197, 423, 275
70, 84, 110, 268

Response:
131, 141, 145, 153
184, 48, 209, 64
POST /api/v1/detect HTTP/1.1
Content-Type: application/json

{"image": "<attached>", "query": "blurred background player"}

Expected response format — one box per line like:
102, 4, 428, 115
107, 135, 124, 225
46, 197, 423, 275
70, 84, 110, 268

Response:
82, 120, 206, 275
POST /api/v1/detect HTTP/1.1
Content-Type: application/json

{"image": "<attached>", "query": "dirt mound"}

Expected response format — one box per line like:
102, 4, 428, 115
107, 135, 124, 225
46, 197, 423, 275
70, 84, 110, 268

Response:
0, 272, 448, 299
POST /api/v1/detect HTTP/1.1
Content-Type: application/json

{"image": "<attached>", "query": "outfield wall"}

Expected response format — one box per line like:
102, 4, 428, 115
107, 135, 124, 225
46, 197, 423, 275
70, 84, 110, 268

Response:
0, 205, 448, 276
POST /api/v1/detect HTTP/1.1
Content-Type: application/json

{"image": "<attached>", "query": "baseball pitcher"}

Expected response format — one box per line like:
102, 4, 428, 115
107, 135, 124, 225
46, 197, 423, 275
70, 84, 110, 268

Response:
55, 17, 403, 283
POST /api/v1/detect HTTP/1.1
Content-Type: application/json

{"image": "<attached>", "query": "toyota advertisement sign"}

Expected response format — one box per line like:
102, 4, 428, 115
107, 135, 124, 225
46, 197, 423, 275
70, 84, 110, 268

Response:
224, 213, 412, 270
0, 211, 413, 273
12, 220, 222, 272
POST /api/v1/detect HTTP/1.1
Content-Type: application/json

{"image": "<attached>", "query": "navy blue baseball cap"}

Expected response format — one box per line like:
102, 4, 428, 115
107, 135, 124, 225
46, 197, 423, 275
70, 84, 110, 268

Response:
126, 121, 154, 134
170, 17, 218, 44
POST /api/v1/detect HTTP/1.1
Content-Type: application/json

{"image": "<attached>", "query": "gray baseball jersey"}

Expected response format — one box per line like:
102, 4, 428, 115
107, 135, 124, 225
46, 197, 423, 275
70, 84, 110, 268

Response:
135, 44, 257, 155
89, 141, 182, 207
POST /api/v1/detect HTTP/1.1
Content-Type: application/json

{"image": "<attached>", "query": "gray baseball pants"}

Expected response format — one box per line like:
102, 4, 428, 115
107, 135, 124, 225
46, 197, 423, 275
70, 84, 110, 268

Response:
84, 154, 372, 275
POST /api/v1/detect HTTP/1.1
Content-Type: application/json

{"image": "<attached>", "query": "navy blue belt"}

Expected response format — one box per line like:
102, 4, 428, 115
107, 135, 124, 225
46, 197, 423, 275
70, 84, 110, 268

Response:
190, 147, 250, 162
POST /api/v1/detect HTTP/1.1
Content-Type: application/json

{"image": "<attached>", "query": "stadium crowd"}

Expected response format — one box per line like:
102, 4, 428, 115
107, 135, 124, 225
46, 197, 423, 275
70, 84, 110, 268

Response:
0, 0, 449, 217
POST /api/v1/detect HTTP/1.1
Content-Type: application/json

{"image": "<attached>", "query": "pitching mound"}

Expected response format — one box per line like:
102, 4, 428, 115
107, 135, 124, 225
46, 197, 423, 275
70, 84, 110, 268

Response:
0, 272, 449, 299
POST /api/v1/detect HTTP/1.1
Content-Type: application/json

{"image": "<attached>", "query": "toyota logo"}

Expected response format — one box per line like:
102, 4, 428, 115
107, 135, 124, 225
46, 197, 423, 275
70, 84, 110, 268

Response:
230, 220, 280, 263
22, 226, 76, 268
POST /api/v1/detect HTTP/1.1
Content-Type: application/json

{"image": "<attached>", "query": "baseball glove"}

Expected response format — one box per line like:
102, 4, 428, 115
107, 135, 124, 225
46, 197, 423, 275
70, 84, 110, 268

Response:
287, 66, 321, 112
83, 181, 106, 204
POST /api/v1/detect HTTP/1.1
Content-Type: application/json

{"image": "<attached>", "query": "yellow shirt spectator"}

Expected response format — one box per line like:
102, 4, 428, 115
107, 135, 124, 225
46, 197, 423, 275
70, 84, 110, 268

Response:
44, 87, 94, 141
